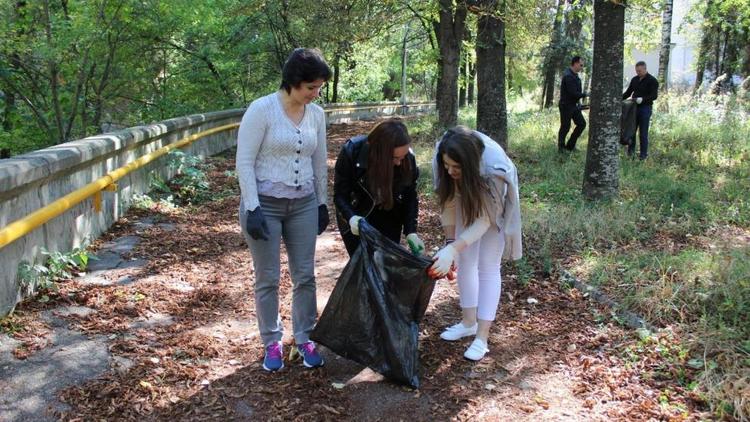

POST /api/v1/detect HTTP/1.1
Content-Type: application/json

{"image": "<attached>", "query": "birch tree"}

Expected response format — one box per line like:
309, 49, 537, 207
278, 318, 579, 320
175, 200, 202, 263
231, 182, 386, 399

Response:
657, 0, 673, 92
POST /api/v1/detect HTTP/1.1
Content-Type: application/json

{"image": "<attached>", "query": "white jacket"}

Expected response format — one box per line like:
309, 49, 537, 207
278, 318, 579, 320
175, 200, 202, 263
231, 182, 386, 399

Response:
432, 130, 523, 261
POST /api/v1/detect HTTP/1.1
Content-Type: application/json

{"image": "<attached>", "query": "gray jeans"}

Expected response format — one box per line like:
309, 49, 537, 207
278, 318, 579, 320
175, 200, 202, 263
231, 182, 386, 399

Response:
239, 194, 318, 347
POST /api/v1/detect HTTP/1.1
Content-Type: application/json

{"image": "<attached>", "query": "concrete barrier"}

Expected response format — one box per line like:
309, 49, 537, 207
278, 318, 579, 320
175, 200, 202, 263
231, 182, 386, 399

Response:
0, 101, 434, 316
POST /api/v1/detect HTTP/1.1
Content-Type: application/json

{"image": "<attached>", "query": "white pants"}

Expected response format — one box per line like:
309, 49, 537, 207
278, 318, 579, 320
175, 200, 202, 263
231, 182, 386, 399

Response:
456, 207, 505, 321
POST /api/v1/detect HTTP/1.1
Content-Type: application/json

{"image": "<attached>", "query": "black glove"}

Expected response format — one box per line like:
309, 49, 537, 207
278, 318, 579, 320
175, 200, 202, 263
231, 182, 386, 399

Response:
245, 207, 269, 240
317, 204, 329, 235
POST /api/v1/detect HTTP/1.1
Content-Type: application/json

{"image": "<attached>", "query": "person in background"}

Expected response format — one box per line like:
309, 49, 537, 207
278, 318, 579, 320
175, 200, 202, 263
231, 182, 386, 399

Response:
334, 118, 424, 257
558, 56, 588, 152
429, 126, 522, 362
622, 61, 659, 160
236, 48, 330, 372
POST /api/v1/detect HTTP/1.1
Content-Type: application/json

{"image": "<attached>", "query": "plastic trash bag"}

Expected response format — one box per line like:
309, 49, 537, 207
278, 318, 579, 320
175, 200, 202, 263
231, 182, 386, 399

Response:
311, 221, 435, 388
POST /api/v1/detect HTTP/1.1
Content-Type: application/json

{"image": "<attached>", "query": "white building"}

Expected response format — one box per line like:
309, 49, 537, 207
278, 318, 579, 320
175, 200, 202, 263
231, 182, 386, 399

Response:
625, 0, 698, 90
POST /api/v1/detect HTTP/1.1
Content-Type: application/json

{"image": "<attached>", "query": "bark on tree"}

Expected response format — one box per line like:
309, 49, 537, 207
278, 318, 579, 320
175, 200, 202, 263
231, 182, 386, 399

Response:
2, 91, 14, 132
467, 61, 476, 104
694, 6, 713, 93
475, 0, 507, 149
541, 0, 565, 109
459, 51, 468, 107
582, 0, 624, 200
435, 0, 467, 128
657, 0, 673, 92
332, 54, 340, 103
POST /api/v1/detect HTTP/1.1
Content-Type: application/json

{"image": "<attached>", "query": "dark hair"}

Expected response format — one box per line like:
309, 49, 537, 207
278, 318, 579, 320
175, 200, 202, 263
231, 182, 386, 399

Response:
366, 119, 413, 210
571, 56, 582, 66
436, 126, 488, 226
635, 61, 647, 68
280, 48, 331, 94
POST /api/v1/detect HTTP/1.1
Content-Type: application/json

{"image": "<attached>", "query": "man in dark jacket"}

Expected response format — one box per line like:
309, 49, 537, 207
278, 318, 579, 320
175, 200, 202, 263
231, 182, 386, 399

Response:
622, 61, 659, 159
557, 56, 588, 152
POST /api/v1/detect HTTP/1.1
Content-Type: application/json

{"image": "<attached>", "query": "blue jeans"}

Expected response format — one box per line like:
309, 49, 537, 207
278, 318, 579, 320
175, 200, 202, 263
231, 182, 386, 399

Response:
628, 105, 652, 159
239, 194, 318, 346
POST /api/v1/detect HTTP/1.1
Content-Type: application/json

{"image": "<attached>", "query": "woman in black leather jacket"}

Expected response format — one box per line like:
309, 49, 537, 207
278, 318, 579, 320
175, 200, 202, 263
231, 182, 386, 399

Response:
333, 118, 423, 256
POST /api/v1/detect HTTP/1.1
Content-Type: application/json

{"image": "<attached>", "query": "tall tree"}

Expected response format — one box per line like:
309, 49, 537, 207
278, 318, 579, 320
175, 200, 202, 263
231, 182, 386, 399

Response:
657, 0, 673, 92
467, 60, 476, 104
435, 0, 467, 128
582, 0, 624, 200
474, 0, 508, 149
459, 50, 468, 107
541, 0, 565, 109
540, 0, 589, 109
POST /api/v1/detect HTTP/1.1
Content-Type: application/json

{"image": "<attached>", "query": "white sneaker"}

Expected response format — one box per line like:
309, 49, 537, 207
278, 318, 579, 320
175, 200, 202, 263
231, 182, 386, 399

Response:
439, 322, 478, 341
464, 338, 489, 361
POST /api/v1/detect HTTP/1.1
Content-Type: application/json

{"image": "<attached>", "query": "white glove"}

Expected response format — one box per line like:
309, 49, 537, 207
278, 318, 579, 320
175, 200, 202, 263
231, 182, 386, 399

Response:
406, 233, 425, 255
428, 244, 458, 278
349, 215, 363, 236
636, 97, 643, 104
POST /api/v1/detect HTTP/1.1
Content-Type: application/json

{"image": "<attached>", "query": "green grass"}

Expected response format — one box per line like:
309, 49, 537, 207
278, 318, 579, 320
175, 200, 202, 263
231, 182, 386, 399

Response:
408, 93, 750, 418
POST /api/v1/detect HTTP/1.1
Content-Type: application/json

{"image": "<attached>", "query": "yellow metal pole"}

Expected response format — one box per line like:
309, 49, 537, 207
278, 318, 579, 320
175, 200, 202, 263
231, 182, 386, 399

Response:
0, 123, 238, 250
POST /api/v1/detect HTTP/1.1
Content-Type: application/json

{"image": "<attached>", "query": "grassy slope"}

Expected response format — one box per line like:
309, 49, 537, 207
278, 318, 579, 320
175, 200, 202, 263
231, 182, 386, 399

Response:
407, 94, 750, 419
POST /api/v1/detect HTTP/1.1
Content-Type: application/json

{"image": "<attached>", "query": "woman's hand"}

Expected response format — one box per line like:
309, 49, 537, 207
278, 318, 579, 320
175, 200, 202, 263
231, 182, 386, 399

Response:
349, 215, 363, 236
406, 233, 425, 255
245, 207, 270, 241
317, 204, 329, 235
428, 244, 458, 278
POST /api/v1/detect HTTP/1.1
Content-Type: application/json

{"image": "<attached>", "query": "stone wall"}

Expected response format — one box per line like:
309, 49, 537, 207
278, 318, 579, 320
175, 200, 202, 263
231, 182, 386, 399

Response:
0, 102, 434, 315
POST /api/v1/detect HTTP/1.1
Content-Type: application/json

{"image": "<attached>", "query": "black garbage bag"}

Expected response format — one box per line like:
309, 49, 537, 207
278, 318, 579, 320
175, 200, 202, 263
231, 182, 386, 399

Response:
621, 99, 638, 145
311, 221, 435, 388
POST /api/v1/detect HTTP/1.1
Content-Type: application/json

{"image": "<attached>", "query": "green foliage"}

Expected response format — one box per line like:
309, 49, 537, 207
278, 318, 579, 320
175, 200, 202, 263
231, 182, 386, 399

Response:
0, 314, 24, 335
144, 151, 212, 207
18, 246, 93, 297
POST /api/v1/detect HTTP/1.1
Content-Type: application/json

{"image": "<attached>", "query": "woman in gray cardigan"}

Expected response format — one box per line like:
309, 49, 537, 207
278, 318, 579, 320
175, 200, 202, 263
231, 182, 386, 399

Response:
236, 48, 330, 372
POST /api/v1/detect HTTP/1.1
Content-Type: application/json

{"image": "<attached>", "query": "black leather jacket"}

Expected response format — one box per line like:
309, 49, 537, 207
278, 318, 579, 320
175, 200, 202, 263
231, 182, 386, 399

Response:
333, 135, 419, 236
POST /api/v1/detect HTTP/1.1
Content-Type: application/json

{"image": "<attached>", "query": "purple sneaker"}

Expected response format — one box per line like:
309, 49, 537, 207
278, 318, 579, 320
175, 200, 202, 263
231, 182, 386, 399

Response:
262, 341, 284, 372
297, 341, 324, 368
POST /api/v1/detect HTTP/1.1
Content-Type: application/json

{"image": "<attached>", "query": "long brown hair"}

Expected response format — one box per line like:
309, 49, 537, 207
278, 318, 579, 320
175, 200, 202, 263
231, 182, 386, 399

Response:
366, 119, 413, 210
435, 126, 488, 226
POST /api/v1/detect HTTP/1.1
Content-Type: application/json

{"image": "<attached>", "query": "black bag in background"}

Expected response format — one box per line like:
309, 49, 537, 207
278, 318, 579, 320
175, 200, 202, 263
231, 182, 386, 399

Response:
311, 221, 435, 388
621, 99, 638, 145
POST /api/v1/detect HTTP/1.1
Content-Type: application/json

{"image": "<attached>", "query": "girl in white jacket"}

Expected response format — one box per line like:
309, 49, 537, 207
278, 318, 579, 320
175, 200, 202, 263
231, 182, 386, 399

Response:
429, 126, 522, 361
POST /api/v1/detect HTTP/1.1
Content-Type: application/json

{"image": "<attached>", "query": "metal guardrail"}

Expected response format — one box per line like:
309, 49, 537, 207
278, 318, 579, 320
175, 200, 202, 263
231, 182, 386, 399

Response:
0, 100, 436, 252
0, 123, 239, 250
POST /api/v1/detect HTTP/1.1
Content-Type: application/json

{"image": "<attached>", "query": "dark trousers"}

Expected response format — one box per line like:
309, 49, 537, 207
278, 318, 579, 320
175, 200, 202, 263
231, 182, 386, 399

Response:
558, 105, 586, 151
628, 105, 652, 159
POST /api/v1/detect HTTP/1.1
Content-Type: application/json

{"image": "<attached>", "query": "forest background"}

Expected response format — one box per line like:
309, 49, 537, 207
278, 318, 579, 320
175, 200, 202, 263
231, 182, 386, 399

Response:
1, 0, 749, 419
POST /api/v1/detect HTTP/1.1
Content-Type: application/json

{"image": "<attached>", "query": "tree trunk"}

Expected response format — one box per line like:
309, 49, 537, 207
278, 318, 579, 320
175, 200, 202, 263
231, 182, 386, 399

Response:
2, 91, 14, 132
332, 54, 340, 103
657, 0, 673, 92
583, 0, 624, 200
694, 1, 714, 93
459, 51, 467, 107
541, 0, 565, 109
435, 0, 467, 128
43, 0, 64, 143
507, 53, 514, 93
467, 61, 476, 104
475, 0, 507, 149
560, 0, 587, 65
